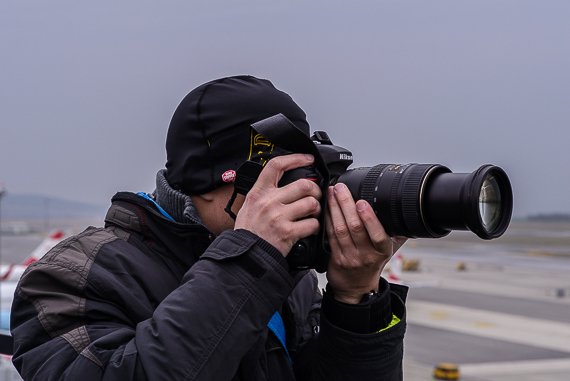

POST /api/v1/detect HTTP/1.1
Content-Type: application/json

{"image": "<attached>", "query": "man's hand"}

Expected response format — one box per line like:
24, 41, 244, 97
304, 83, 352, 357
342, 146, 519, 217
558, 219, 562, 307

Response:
235, 154, 322, 256
325, 183, 407, 304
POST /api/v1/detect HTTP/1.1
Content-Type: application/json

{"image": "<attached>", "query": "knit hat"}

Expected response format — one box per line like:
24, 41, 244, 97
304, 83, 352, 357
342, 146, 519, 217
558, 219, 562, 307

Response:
165, 75, 310, 194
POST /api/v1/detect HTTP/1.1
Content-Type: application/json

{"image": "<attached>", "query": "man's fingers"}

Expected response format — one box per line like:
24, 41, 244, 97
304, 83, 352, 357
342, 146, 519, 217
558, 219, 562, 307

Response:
325, 206, 340, 251
279, 179, 322, 205
354, 199, 389, 249
254, 154, 314, 190
356, 199, 404, 262
286, 196, 322, 221
291, 217, 320, 239
328, 183, 395, 255
327, 184, 356, 248
330, 183, 371, 244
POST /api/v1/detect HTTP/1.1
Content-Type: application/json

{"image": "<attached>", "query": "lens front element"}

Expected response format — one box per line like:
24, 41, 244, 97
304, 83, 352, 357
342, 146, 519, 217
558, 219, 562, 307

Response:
479, 173, 502, 233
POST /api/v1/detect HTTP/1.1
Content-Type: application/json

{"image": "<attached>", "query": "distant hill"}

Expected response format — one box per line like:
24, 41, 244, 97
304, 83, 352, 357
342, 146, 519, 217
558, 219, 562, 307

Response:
526, 213, 570, 222
1, 193, 109, 219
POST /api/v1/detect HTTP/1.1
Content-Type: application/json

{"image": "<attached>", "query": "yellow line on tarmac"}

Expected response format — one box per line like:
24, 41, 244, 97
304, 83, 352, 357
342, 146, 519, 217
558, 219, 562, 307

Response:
407, 300, 570, 353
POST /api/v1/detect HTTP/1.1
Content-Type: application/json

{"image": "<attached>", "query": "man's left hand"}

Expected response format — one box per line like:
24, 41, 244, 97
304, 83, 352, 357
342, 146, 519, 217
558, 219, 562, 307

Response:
325, 183, 407, 304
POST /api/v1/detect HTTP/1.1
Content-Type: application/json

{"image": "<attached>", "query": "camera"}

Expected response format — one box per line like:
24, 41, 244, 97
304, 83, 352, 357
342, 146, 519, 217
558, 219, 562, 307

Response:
308, 131, 512, 240
236, 114, 513, 272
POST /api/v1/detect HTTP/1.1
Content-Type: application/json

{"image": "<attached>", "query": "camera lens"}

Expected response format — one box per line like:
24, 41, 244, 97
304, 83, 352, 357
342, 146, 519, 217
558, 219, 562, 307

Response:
479, 173, 502, 233
336, 164, 512, 239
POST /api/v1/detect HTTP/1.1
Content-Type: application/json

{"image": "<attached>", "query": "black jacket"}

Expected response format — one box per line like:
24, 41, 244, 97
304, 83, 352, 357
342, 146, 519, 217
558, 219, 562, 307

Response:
11, 192, 407, 380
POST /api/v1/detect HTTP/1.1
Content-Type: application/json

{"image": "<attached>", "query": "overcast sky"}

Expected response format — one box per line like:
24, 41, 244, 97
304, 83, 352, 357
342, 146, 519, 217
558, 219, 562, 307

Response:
1, 1, 569, 218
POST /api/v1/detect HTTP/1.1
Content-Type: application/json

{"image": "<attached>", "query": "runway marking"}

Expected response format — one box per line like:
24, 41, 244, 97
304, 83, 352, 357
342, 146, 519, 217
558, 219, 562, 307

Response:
408, 300, 570, 353
470, 321, 495, 328
528, 249, 554, 257
428, 310, 450, 320
460, 358, 570, 377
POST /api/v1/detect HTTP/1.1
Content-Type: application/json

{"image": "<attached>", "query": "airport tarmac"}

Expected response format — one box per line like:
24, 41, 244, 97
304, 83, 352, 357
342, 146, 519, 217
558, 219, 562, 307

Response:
2, 220, 570, 380
392, 223, 570, 381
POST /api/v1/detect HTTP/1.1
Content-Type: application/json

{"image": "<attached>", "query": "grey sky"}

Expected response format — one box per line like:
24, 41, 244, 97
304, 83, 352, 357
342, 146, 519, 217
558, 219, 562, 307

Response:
1, 1, 568, 218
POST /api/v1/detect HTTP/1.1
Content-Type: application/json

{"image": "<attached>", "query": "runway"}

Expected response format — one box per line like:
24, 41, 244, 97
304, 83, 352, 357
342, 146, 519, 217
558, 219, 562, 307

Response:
394, 223, 570, 380
403, 294, 570, 380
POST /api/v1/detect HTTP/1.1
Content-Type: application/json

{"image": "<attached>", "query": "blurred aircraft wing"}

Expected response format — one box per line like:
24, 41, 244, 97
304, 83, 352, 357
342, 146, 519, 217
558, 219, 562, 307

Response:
0, 230, 66, 282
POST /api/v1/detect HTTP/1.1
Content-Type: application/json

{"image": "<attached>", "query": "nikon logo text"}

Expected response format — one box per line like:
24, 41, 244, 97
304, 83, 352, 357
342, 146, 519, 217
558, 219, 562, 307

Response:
340, 154, 353, 161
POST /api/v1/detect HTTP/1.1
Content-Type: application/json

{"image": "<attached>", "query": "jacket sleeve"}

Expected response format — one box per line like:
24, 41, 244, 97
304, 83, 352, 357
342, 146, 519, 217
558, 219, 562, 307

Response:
11, 228, 299, 380
292, 278, 408, 381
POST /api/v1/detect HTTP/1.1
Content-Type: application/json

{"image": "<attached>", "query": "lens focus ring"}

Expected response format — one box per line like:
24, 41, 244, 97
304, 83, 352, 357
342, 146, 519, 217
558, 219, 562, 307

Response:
361, 164, 389, 206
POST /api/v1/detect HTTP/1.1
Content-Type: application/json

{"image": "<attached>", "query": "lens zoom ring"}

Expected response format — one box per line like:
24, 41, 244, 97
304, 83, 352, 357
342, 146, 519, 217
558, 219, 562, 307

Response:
360, 164, 389, 204
389, 170, 405, 234
401, 165, 433, 237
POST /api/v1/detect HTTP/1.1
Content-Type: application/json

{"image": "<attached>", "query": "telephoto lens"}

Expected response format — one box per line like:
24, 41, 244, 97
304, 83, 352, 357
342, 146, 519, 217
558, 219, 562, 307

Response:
337, 163, 513, 239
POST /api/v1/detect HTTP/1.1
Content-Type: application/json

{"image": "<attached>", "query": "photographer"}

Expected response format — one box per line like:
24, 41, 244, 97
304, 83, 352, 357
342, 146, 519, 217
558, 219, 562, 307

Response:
11, 76, 408, 380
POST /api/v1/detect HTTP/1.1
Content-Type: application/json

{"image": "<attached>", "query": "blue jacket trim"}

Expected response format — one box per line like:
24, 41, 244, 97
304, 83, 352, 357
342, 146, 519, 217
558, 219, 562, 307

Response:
136, 192, 176, 222
267, 311, 292, 365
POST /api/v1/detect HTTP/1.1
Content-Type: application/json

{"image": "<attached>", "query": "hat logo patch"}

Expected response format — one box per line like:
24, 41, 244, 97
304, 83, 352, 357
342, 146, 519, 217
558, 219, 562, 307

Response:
249, 129, 274, 167
222, 170, 236, 182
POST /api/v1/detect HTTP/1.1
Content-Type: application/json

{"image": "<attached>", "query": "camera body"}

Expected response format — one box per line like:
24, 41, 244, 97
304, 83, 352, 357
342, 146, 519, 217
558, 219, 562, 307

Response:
276, 132, 350, 272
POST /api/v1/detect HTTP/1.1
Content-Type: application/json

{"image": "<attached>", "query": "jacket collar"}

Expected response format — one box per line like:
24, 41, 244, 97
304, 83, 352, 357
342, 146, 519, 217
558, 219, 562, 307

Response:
153, 169, 206, 226
105, 191, 214, 270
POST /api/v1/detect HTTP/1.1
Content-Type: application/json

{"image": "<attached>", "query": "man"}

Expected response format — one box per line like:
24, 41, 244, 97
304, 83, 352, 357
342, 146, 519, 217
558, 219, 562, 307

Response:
11, 75, 408, 380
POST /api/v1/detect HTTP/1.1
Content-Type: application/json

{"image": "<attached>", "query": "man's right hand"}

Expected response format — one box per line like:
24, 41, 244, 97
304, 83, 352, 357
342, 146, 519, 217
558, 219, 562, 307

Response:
234, 154, 322, 256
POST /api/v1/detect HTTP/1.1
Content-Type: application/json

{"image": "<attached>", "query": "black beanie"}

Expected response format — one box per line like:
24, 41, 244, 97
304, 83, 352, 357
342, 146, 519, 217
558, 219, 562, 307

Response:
165, 75, 310, 194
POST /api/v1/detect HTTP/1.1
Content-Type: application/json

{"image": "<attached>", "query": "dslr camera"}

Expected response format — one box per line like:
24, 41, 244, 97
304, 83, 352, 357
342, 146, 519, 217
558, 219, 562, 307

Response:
229, 114, 513, 272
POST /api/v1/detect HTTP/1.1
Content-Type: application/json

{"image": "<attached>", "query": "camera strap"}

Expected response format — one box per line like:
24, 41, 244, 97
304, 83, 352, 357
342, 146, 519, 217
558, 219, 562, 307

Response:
224, 160, 264, 221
